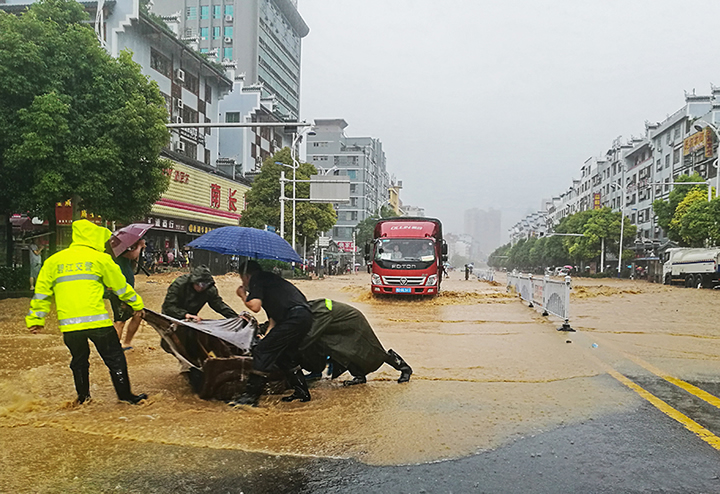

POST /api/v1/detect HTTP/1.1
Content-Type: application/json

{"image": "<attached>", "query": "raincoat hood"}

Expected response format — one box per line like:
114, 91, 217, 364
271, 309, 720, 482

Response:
71, 220, 112, 252
189, 265, 215, 285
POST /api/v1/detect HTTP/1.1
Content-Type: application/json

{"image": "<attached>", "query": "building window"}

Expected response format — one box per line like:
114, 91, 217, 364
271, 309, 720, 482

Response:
224, 26, 233, 37
200, 5, 209, 19
200, 48, 208, 54
205, 117, 211, 135
224, 4, 233, 17
350, 184, 356, 193
213, 5, 221, 18
213, 26, 221, 40
205, 84, 212, 104
665, 155, 670, 168
150, 49, 172, 78
186, 6, 197, 20
184, 72, 199, 95
223, 47, 233, 60
673, 148, 680, 164
347, 170, 357, 180
674, 127, 680, 139
225, 112, 240, 123
200, 27, 209, 40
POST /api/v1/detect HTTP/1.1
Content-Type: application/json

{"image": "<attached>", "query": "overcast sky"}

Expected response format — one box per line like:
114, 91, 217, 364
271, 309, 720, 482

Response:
298, 0, 720, 239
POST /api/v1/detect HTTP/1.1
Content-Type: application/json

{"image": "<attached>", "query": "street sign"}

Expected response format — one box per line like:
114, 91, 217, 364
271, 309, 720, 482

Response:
318, 236, 330, 247
310, 175, 350, 203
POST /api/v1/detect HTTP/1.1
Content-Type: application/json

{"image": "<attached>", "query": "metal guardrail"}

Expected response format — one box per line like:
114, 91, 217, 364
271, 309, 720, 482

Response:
507, 271, 574, 331
475, 269, 495, 282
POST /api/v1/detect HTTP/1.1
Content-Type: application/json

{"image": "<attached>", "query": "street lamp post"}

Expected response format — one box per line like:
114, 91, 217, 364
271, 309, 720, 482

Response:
290, 128, 316, 251
610, 182, 626, 276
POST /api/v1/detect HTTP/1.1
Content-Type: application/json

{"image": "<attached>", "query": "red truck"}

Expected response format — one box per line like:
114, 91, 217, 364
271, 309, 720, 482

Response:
364, 217, 447, 295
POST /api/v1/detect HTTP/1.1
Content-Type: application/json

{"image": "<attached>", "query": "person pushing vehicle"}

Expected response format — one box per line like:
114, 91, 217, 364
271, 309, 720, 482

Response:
25, 220, 147, 405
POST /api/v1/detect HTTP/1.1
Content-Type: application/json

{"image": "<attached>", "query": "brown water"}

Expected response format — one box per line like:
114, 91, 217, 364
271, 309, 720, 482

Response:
11, 271, 705, 489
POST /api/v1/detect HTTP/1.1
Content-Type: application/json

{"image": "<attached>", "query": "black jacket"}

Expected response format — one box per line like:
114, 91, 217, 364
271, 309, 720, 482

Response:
161, 265, 238, 320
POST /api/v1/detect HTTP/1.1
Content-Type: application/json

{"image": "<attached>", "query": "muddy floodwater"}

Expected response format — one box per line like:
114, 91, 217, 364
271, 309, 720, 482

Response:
2, 271, 720, 491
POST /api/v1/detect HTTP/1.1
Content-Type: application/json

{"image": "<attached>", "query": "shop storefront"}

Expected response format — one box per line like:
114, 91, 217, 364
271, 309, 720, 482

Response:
143, 157, 250, 270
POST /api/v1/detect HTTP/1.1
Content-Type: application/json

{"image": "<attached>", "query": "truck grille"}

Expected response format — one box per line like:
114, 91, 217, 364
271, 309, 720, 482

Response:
381, 276, 426, 286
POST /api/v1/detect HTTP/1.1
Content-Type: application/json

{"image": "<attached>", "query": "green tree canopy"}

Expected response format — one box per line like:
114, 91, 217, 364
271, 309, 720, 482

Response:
0, 0, 171, 223
652, 172, 707, 243
488, 208, 636, 273
240, 148, 337, 247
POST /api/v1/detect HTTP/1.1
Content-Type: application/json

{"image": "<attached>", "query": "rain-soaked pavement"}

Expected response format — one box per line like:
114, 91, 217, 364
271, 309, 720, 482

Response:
2, 272, 720, 492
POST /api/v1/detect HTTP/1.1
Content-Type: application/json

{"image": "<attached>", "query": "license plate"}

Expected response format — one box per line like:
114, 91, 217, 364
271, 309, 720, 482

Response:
395, 287, 412, 293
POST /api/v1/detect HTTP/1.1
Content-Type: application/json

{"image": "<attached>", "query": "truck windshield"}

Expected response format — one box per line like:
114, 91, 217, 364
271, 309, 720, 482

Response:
375, 239, 435, 262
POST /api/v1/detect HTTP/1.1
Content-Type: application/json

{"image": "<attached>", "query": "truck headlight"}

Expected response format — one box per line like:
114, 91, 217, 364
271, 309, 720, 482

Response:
426, 275, 437, 286
371, 274, 382, 285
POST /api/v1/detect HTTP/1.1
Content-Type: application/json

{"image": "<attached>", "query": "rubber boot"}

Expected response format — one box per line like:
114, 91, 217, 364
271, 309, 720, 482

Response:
72, 367, 91, 404
229, 373, 266, 407
343, 375, 367, 386
110, 368, 148, 404
386, 349, 413, 383
281, 367, 311, 402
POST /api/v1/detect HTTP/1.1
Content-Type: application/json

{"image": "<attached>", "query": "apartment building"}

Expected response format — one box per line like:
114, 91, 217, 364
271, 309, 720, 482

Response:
306, 119, 391, 242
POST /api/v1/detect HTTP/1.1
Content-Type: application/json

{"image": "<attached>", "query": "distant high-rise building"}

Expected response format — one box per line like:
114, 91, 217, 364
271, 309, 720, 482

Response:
152, 0, 308, 121
464, 208, 502, 259
306, 119, 390, 242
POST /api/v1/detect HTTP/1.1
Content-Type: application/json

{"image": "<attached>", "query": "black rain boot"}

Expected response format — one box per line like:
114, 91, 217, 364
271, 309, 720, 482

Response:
229, 373, 266, 407
110, 368, 148, 404
343, 375, 367, 386
72, 367, 91, 404
281, 367, 311, 402
386, 349, 413, 383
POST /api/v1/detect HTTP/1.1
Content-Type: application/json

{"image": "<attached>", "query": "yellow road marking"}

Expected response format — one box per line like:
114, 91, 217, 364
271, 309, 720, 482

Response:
586, 334, 720, 411
606, 369, 720, 451
621, 354, 720, 411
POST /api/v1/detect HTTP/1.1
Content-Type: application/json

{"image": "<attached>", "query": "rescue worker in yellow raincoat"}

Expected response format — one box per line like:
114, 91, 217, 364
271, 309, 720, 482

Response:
26, 220, 148, 405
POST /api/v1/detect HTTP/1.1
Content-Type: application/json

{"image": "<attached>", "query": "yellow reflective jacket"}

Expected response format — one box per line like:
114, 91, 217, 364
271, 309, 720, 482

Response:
26, 220, 144, 332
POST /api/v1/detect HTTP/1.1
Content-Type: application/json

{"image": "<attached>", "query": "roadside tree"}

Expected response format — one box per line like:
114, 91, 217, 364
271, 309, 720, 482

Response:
653, 173, 706, 243
0, 0, 170, 228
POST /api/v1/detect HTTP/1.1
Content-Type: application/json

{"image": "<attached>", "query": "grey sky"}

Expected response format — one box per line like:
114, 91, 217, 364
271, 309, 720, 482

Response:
298, 0, 720, 238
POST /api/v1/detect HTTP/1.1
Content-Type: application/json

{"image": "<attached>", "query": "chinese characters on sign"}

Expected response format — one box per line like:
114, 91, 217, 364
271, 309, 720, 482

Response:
336, 241, 356, 253
593, 192, 601, 209
188, 224, 214, 234
162, 168, 190, 183
683, 128, 714, 158
210, 184, 221, 209
228, 188, 237, 212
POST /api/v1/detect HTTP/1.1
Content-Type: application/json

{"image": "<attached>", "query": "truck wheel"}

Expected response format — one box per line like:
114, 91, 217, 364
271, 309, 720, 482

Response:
685, 274, 694, 288
694, 274, 703, 288
699, 274, 711, 289
664, 273, 672, 285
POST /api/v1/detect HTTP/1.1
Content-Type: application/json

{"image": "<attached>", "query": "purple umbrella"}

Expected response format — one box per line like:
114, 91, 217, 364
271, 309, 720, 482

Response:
109, 223, 153, 257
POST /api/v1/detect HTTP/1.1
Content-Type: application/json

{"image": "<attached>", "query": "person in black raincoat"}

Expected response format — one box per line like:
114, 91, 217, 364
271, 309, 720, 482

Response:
161, 265, 238, 366
300, 299, 412, 385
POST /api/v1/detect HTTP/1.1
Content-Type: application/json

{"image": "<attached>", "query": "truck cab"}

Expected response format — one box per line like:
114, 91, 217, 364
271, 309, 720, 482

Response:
365, 217, 447, 295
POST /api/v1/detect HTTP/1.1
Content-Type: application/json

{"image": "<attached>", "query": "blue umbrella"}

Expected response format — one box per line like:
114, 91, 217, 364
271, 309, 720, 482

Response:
187, 226, 301, 263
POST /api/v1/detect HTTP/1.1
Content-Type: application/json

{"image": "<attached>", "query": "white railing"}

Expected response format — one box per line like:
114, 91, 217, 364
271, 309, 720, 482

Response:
476, 269, 495, 282
507, 271, 574, 331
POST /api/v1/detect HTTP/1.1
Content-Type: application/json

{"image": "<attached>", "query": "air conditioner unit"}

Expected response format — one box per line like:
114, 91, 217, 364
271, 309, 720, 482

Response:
225, 14, 233, 22
175, 68, 185, 83
224, 36, 232, 43
175, 116, 183, 124
175, 141, 186, 153
175, 98, 184, 110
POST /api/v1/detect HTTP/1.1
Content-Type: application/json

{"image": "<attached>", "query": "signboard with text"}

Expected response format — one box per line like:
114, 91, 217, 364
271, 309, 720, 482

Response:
683, 127, 714, 158
151, 160, 250, 226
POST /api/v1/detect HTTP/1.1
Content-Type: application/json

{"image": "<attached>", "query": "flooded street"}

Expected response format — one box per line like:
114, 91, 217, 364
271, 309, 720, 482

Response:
2, 272, 720, 492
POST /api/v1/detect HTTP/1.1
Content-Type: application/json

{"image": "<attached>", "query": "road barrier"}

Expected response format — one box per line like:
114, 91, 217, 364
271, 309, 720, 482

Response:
476, 269, 495, 282
506, 271, 574, 331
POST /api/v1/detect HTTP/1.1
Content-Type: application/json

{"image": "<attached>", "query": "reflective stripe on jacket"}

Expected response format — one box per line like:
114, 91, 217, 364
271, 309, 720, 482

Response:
26, 220, 144, 332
